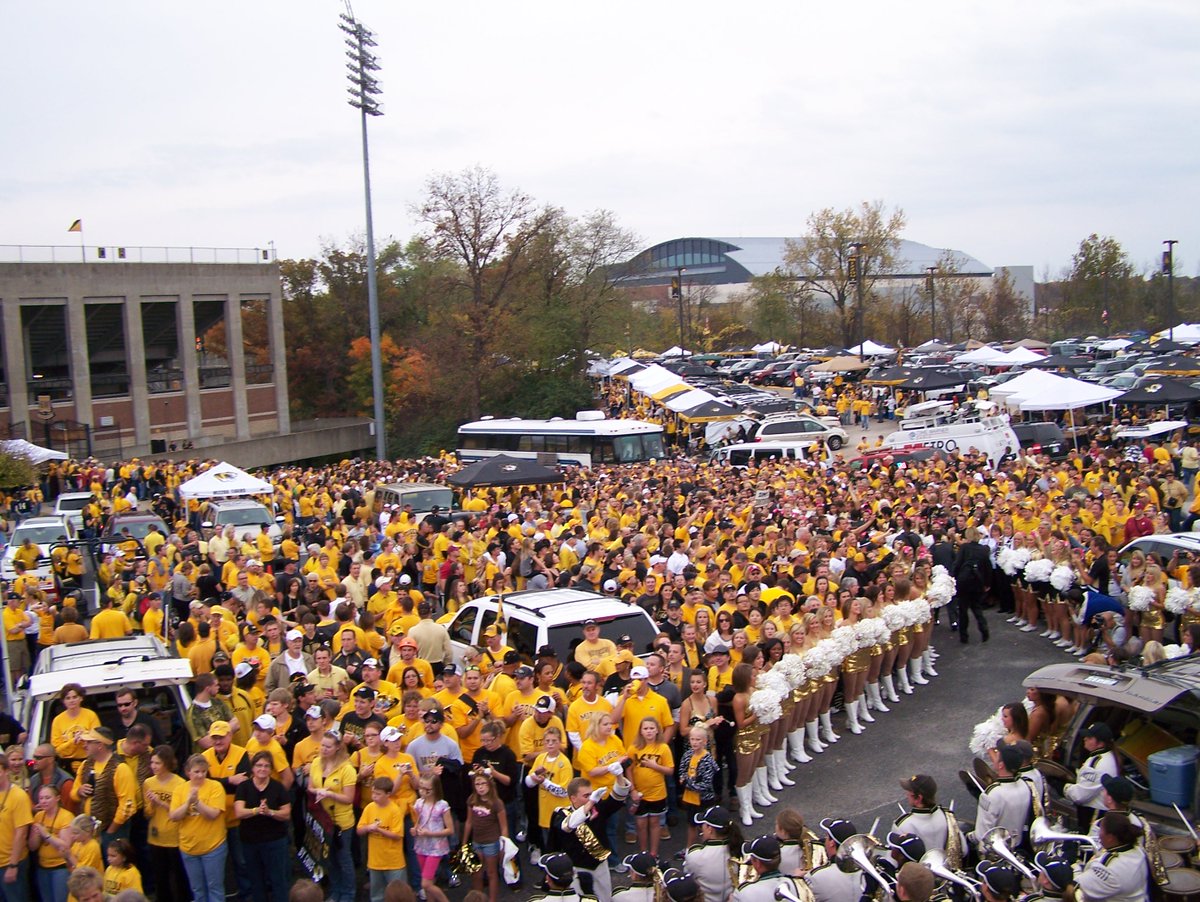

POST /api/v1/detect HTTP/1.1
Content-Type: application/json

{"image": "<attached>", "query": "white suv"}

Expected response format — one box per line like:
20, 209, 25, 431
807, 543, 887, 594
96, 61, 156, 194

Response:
202, 499, 282, 549
746, 414, 848, 450
445, 589, 660, 665
14, 635, 194, 760
1, 516, 76, 580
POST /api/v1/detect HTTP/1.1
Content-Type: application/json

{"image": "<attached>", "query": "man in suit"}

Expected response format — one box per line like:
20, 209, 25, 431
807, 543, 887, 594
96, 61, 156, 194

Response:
953, 527, 993, 644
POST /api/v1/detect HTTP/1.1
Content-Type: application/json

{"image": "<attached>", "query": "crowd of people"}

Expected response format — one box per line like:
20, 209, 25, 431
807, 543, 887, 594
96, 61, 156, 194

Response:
0, 379, 1197, 901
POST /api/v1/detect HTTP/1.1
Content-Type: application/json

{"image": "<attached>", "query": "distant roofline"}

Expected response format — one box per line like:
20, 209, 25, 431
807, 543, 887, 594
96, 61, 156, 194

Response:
0, 244, 277, 265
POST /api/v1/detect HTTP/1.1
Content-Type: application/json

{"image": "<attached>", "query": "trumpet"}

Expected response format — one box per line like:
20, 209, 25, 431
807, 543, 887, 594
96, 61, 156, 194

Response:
921, 849, 983, 902
836, 834, 895, 899
1029, 817, 1101, 853
980, 827, 1037, 883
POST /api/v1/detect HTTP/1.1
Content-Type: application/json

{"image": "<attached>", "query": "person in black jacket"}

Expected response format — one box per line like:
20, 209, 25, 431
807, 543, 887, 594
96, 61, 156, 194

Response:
952, 527, 992, 644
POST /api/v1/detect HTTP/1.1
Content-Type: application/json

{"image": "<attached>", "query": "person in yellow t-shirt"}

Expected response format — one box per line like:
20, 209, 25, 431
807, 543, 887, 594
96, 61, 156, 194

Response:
243, 716, 294, 790
168, 754, 228, 885
309, 734, 358, 902
356, 778, 408, 893
141, 747, 187, 901
102, 839, 143, 897
626, 717, 675, 859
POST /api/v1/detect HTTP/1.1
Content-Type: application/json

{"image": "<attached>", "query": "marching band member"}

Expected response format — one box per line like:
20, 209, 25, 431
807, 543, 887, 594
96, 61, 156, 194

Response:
878, 832, 926, 888
528, 851, 595, 902
1023, 852, 1075, 902
1068, 812, 1148, 902
684, 805, 739, 902
733, 835, 806, 902
894, 862, 938, 902
893, 775, 966, 868
806, 818, 865, 902
547, 775, 631, 902
775, 808, 828, 878
611, 852, 657, 902
1063, 725, 1120, 825
969, 745, 1032, 848
977, 861, 1022, 902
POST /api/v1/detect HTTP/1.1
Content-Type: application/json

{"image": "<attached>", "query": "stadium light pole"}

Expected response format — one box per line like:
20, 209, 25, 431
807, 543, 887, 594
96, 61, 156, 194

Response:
925, 265, 937, 342
849, 242, 865, 357
1164, 240, 1178, 343
340, 9, 387, 460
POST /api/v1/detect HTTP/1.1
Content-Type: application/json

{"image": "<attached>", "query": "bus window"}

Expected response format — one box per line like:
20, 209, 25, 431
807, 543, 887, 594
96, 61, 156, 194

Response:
594, 438, 615, 463
643, 433, 665, 458
613, 435, 641, 462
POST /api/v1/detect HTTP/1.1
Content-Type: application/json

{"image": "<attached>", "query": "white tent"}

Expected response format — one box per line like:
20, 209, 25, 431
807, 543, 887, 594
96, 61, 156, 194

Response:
1000, 347, 1045, 364
989, 369, 1073, 403
1154, 324, 1200, 345
661, 388, 715, 412
178, 461, 273, 499
605, 357, 643, 377
1096, 338, 1132, 352
752, 341, 782, 354
659, 346, 691, 358
847, 340, 895, 356
1, 439, 68, 465
1014, 378, 1123, 411
954, 346, 1009, 365
628, 365, 685, 396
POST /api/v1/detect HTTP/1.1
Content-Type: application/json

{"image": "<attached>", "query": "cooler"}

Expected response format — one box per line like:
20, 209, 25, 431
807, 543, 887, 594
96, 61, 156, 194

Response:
1147, 745, 1198, 808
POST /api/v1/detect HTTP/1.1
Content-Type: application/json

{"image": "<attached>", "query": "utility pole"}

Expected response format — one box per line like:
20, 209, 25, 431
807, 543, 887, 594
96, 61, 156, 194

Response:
849, 243, 865, 356
1164, 240, 1178, 342
672, 267, 686, 352
340, 7, 387, 460
925, 265, 937, 342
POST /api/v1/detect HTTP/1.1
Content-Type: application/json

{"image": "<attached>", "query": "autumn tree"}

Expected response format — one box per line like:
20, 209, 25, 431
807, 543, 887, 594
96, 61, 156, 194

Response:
1062, 234, 1136, 334
977, 269, 1031, 342
925, 250, 981, 345
414, 167, 556, 420
783, 201, 906, 347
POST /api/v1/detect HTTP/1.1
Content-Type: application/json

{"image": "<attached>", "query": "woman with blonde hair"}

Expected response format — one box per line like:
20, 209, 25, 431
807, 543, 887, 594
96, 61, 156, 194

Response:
1138, 563, 1167, 644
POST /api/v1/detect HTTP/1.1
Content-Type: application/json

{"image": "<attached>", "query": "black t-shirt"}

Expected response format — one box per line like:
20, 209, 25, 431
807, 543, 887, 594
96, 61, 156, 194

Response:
339, 712, 385, 750
234, 778, 291, 843
0, 712, 25, 747
470, 743, 520, 804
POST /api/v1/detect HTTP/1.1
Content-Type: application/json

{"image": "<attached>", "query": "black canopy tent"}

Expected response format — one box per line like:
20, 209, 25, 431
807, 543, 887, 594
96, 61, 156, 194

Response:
446, 455, 562, 488
1115, 379, 1200, 405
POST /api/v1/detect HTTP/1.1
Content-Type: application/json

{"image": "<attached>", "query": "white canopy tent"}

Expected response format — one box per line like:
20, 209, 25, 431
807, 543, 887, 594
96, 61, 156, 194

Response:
954, 346, 1010, 365
1, 439, 68, 465
1096, 338, 1133, 352
1000, 347, 1045, 364
1154, 324, 1200, 345
752, 341, 782, 354
659, 346, 692, 358
1114, 420, 1189, 441
628, 364, 685, 396
178, 462, 273, 499
1014, 379, 1123, 411
989, 369, 1075, 404
847, 340, 895, 356
660, 388, 716, 412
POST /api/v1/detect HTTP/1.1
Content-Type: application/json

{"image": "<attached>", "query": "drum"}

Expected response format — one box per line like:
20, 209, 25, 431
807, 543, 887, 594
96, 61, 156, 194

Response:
1161, 836, 1198, 862
1162, 851, 1186, 871
1158, 868, 1200, 902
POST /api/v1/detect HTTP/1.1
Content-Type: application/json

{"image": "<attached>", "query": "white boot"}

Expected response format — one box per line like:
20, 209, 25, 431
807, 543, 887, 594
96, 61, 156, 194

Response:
867, 683, 890, 713
774, 750, 795, 786
858, 695, 875, 723
789, 728, 813, 764
765, 753, 784, 792
819, 712, 840, 743
779, 742, 795, 772
845, 698, 864, 734
737, 783, 759, 826
806, 720, 826, 753
909, 659, 929, 686
896, 666, 913, 695
882, 674, 900, 703
923, 649, 938, 677
753, 768, 777, 806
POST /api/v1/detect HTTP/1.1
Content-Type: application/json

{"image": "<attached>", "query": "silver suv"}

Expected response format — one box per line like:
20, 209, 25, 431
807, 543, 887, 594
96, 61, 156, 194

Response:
746, 414, 848, 450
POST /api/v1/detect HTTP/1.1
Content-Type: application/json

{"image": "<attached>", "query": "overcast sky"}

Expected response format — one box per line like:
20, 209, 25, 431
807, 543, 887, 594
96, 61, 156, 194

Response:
4, 1, 1196, 278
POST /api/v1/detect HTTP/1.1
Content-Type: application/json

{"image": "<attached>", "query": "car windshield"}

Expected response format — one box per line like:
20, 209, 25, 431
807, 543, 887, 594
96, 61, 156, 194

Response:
114, 518, 168, 540
398, 489, 453, 512
218, 508, 270, 527
12, 526, 68, 546
56, 497, 90, 511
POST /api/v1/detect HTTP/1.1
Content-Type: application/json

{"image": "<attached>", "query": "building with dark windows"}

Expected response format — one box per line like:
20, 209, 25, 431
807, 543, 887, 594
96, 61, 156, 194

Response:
0, 245, 372, 465
618, 236, 1033, 306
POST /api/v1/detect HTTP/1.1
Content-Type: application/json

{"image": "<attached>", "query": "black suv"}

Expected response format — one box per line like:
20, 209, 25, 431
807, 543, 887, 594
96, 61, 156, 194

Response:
1012, 422, 1068, 460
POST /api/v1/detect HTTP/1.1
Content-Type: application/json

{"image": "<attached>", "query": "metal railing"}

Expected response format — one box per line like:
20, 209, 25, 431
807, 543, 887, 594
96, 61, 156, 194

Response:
0, 245, 277, 264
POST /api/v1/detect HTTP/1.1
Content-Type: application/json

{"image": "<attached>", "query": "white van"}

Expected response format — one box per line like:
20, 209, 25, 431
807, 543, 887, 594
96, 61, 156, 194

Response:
202, 499, 282, 547
372, 482, 456, 522
710, 441, 813, 468
882, 399, 1019, 466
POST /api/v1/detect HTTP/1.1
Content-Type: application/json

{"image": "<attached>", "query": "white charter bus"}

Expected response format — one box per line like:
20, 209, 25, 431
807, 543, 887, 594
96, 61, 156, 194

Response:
457, 412, 665, 467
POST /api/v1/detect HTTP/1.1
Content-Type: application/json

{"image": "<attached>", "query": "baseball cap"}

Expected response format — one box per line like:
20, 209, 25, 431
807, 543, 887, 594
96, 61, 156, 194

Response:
361, 658, 381, 669
630, 666, 649, 680
1101, 774, 1135, 804
81, 727, 114, 746
354, 686, 377, 700
820, 817, 857, 844
623, 852, 657, 878
664, 873, 701, 902
538, 852, 574, 883
537, 644, 557, 657
375, 575, 393, 588
398, 574, 412, 585
998, 743, 1023, 773
503, 650, 522, 664
422, 708, 445, 723
293, 682, 315, 697
388, 623, 406, 636
534, 695, 555, 712
618, 634, 633, 645
649, 554, 666, 567
708, 643, 730, 655
1082, 723, 1114, 742
442, 663, 460, 677
515, 665, 535, 678
304, 705, 323, 719
482, 626, 498, 637
379, 726, 402, 743
602, 579, 618, 592
286, 629, 304, 642
887, 831, 926, 863
899, 774, 937, 800
743, 835, 782, 861
583, 619, 598, 627
694, 805, 730, 830
1033, 852, 1075, 891
253, 714, 276, 731
243, 623, 261, 636
398, 637, 418, 649
234, 662, 254, 679
207, 721, 231, 738
976, 862, 1021, 897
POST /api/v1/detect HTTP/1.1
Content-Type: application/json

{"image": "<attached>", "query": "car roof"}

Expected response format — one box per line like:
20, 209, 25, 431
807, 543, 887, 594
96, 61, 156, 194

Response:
206, 498, 267, 507
15, 517, 69, 528
377, 482, 446, 492
1119, 533, 1200, 555
55, 492, 94, 500
467, 589, 655, 623
1023, 658, 1200, 713
28, 636, 193, 702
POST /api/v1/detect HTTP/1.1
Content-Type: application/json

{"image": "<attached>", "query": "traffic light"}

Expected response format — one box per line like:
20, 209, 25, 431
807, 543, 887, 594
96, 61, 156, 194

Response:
670, 277, 681, 300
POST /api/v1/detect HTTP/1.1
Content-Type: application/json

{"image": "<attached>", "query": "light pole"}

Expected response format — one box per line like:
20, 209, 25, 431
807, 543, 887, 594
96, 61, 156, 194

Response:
672, 267, 686, 352
1164, 240, 1178, 342
340, 9, 387, 460
1100, 268, 1110, 335
925, 265, 937, 342
848, 242, 865, 356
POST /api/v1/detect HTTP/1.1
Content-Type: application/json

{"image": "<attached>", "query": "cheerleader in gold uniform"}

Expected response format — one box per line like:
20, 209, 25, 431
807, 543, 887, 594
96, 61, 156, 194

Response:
839, 596, 870, 735
731, 661, 767, 823
907, 564, 933, 687
862, 589, 891, 717
1139, 563, 1167, 644
815, 605, 841, 746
